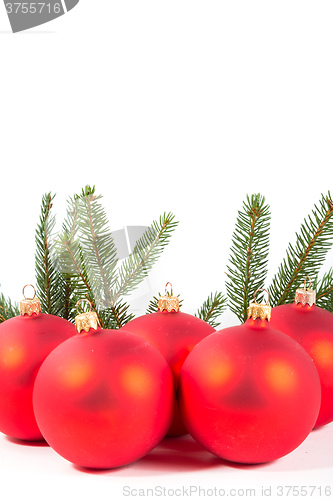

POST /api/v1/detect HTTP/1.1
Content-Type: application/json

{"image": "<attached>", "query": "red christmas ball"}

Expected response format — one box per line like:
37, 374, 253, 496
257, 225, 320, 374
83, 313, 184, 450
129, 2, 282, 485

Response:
33, 309, 174, 469
0, 289, 75, 441
178, 299, 321, 464
270, 284, 333, 428
121, 286, 215, 436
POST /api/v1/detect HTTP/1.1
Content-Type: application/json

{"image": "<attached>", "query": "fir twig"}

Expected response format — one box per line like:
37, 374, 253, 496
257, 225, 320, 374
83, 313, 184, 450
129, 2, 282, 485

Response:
269, 192, 333, 306
114, 212, 178, 302
315, 269, 333, 313
0, 287, 19, 323
56, 274, 76, 322
146, 294, 161, 314
195, 291, 227, 328
225, 194, 270, 323
54, 189, 105, 326
77, 187, 118, 310
55, 187, 177, 329
101, 301, 135, 329
35, 193, 65, 316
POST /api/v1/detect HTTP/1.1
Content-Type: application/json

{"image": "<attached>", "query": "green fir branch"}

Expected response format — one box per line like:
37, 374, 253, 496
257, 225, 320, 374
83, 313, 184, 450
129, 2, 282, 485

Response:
56, 274, 76, 322
315, 269, 333, 313
54, 190, 105, 326
55, 195, 81, 321
35, 192, 54, 313
35, 193, 66, 316
146, 294, 161, 314
225, 194, 271, 323
195, 291, 227, 328
114, 212, 178, 302
54, 187, 177, 328
101, 300, 135, 329
77, 188, 118, 310
0, 287, 19, 323
269, 193, 333, 307
54, 195, 87, 288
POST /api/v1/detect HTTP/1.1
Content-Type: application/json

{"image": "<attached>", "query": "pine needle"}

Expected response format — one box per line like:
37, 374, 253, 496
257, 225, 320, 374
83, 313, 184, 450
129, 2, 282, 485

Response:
0, 287, 19, 323
100, 301, 135, 329
195, 291, 227, 328
114, 212, 178, 302
54, 189, 105, 326
146, 294, 162, 314
225, 194, 271, 323
54, 187, 178, 328
315, 269, 333, 313
76, 189, 118, 310
35, 193, 67, 316
269, 192, 333, 306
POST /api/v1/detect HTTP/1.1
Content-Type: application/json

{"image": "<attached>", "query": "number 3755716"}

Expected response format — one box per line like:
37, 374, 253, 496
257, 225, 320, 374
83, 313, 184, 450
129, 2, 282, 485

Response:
5, 3, 62, 14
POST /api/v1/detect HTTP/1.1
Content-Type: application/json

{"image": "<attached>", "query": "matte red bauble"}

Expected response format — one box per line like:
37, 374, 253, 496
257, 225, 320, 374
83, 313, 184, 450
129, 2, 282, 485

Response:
0, 286, 75, 441
121, 284, 215, 436
270, 280, 333, 428
178, 292, 321, 464
33, 302, 174, 469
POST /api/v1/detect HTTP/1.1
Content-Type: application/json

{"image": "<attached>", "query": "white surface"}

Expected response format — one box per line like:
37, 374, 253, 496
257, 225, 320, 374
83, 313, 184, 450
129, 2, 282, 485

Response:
0, 2, 333, 498
0, 424, 332, 500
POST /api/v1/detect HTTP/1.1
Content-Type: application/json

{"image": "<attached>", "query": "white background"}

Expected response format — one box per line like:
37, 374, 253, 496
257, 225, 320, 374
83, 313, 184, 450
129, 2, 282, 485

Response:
0, 2, 332, 499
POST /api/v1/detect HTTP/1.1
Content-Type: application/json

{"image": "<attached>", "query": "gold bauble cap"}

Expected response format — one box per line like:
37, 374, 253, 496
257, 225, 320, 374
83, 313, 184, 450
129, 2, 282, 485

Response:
20, 285, 41, 317
158, 282, 180, 312
247, 289, 271, 321
294, 277, 316, 307
75, 299, 101, 333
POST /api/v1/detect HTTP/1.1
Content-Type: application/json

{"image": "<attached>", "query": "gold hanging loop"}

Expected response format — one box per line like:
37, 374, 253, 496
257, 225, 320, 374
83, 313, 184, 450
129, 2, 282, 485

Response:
76, 298, 93, 315
22, 284, 37, 300
303, 276, 312, 291
165, 282, 173, 296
